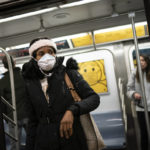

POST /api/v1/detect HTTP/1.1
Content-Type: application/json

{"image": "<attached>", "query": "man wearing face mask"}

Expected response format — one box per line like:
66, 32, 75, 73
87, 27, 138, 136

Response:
22, 37, 100, 150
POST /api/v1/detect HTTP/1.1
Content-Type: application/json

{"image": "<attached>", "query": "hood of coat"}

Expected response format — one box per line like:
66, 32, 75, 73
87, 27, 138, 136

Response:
22, 57, 79, 79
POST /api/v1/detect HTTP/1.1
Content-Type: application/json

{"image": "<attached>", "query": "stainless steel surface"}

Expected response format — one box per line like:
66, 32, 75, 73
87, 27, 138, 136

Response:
0, 1, 148, 149
130, 100, 141, 150
0, 47, 19, 150
5, 132, 18, 142
91, 31, 96, 50
129, 12, 150, 149
0, 0, 146, 48
2, 113, 16, 126
118, 78, 127, 132
1, 39, 148, 150
1, 96, 15, 111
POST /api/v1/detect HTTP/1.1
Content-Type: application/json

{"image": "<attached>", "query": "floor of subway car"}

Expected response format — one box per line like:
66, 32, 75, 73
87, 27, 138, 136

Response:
20, 145, 25, 150
103, 149, 127, 150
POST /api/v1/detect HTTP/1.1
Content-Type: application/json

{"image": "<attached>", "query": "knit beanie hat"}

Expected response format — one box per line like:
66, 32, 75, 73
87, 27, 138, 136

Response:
29, 39, 57, 56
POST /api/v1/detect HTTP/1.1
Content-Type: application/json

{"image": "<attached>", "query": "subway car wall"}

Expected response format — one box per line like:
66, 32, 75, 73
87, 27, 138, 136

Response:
0, 0, 149, 150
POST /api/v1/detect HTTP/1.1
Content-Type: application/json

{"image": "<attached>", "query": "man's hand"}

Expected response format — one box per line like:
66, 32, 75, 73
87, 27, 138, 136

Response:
133, 93, 141, 100
60, 110, 74, 139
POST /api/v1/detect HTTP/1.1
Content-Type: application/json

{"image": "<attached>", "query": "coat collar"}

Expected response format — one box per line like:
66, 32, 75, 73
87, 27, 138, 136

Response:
22, 57, 79, 80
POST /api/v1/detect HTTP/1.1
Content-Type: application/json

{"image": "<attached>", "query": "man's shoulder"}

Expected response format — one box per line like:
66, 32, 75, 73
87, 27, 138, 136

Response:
0, 74, 9, 89
13, 67, 21, 74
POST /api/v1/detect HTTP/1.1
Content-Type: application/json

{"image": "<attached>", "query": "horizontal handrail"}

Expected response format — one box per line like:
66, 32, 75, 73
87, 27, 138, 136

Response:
1, 96, 15, 111
0, 47, 19, 149
2, 113, 16, 126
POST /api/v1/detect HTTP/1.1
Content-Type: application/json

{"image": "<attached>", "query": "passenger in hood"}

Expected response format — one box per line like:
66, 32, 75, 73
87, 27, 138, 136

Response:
0, 55, 28, 150
22, 37, 100, 150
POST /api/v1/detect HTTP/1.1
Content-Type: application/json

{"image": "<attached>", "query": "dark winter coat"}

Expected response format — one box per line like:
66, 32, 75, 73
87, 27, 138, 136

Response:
22, 57, 100, 150
0, 67, 28, 120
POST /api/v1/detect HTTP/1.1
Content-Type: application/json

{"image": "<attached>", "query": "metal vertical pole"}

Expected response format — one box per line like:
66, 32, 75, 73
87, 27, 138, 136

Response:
0, 97, 6, 150
128, 12, 150, 149
91, 31, 97, 50
0, 48, 19, 150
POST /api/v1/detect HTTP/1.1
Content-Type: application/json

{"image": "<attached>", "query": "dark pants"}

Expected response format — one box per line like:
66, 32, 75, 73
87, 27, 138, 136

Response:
33, 121, 88, 150
137, 111, 150, 150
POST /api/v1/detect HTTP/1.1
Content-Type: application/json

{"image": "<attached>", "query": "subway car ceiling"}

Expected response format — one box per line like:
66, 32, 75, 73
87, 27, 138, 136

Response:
0, 0, 146, 48
0, 0, 75, 17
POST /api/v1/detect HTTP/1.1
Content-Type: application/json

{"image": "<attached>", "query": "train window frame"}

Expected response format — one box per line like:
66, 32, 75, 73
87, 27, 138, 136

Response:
63, 48, 119, 97
129, 42, 150, 72
77, 58, 109, 94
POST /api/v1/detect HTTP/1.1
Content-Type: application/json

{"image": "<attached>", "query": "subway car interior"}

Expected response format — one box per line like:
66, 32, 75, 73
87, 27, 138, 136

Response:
0, 0, 150, 150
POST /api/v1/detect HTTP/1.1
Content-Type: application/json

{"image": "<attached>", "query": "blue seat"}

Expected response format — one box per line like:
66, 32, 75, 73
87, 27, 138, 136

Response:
92, 111, 126, 149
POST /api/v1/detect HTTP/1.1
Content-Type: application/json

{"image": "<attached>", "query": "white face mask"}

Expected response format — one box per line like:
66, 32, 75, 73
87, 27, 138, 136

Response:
37, 53, 56, 71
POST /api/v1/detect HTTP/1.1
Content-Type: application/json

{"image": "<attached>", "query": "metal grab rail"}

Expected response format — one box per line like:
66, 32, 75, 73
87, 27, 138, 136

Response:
128, 12, 150, 150
2, 113, 16, 126
0, 98, 6, 150
1, 96, 15, 111
5, 131, 18, 142
130, 101, 141, 150
0, 47, 19, 150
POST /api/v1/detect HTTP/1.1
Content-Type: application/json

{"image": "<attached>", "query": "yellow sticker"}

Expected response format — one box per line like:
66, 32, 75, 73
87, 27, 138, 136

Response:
78, 59, 108, 93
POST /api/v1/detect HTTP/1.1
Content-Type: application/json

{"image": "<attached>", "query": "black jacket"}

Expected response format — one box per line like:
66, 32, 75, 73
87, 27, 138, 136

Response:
0, 67, 27, 120
22, 57, 100, 150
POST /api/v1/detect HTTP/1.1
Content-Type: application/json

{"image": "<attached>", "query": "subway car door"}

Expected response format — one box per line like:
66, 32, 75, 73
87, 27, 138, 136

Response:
64, 49, 126, 149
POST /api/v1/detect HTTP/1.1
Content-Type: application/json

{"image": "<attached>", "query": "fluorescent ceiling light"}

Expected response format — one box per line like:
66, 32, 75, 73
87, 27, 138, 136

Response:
135, 21, 147, 26
0, 7, 57, 23
94, 25, 131, 34
0, 0, 10, 3
52, 32, 90, 41
60, 0, 100, 8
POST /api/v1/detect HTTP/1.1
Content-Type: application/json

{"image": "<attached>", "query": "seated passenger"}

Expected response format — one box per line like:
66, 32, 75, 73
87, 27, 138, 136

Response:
22, 37, 100, 150
0, 56, 28, 150
126, 54, 150, 150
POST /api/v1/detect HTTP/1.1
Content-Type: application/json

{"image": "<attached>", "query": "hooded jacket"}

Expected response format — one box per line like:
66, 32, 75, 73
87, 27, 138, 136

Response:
127, 69, 150, 111
22, 57, 100, 150
0, 67, 27, 120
